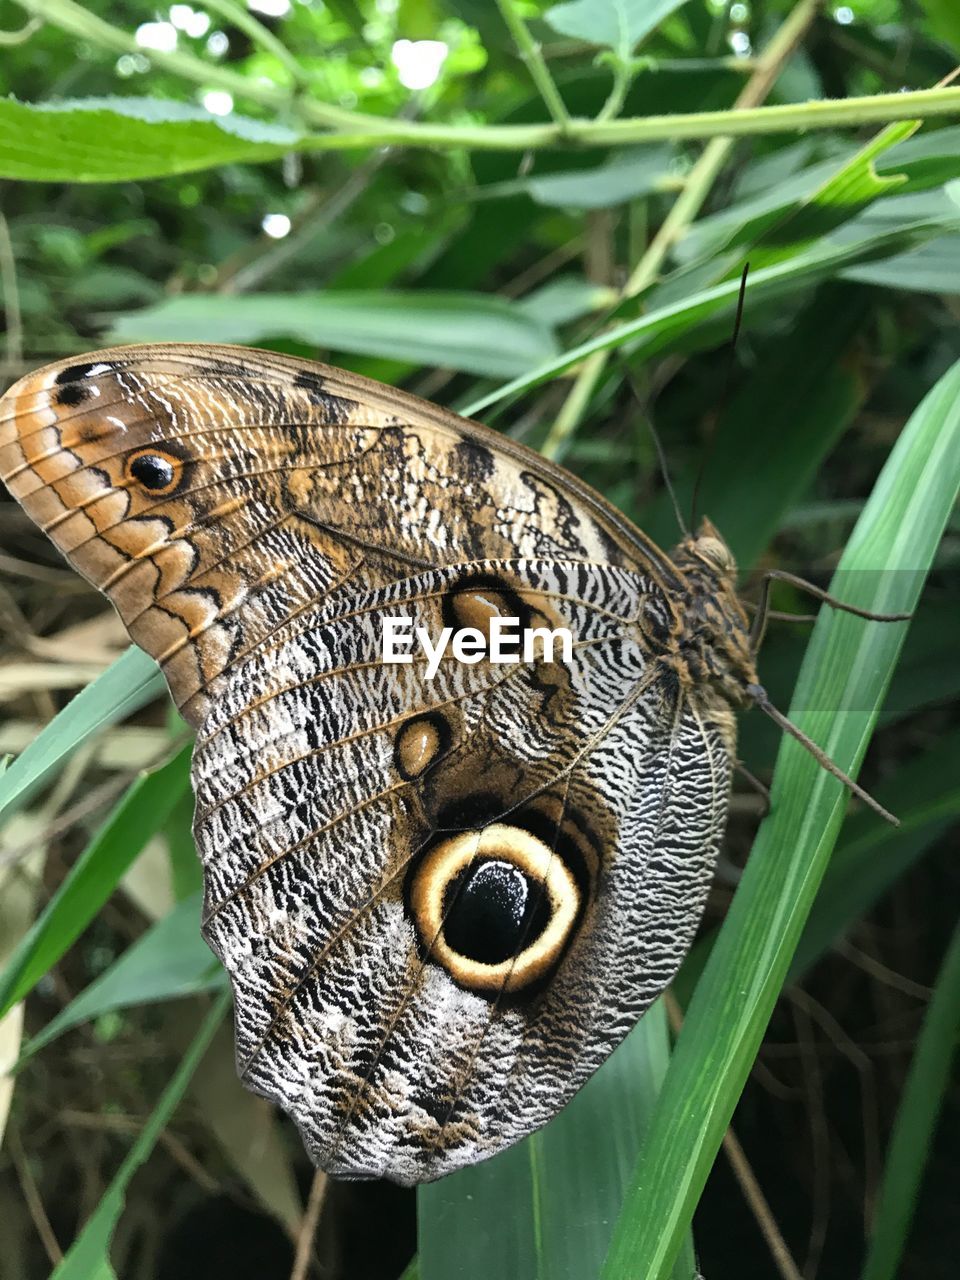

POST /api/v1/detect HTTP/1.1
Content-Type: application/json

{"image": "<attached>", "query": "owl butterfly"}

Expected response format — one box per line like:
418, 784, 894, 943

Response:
0, 346, 901, 1185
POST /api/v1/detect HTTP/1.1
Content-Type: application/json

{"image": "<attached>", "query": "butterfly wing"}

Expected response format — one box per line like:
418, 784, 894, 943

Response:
191, 556, 734, 1182
0, 345, 680, 725
0, 345, 732, 1183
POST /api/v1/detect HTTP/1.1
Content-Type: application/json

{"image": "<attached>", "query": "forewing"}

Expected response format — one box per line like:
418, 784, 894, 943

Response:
0, 344, 678, 725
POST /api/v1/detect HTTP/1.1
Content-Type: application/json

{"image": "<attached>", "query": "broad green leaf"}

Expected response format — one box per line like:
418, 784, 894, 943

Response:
518, 277, 618, 326
601, 358, 960, 1279
0, 98, 305, 182
843, 233, 960, 291
108, 292, 559, 379
860, 920, 960, 1280
50, 991, 229, 1280
20, 892, 223, 1062
0, 745, 192, 1021
0, 646, 164, 827
521, 146, 674, 210
544, 0, 691, 59
420, 1001, 695, 1280
917, 0, 960, 52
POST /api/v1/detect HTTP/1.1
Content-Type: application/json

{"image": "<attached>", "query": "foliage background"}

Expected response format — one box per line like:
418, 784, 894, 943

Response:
0, 1, 958, 1279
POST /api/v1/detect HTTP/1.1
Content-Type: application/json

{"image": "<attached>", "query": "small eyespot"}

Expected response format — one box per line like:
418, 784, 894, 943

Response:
127, 451, 177, 494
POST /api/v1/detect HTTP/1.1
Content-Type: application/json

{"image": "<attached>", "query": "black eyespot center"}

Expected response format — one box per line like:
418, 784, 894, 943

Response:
443, 859, 550, 965
129, 453, 175, 491
55, 383, 91, 407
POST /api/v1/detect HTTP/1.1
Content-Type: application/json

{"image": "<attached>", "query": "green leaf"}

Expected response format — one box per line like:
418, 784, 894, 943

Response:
522, 146, 674, 210
678, 126, 960, 267
860, 920, 960, 1280
419, 1001, 695, 1280
544, 0, 692, 59
108, 292, 559, 379
467, 217, 951, 416
600, 358, 960, 1279
0, 646, 164, 828
49, 991, 229, 1280
790, 726, 960, 979
916, 0, 960, 53
673, 723, 960, 1011
0, 745, 192, 1021
740, 121, 918, 272
842, 233, 960, 291
19, 892, 224, 1062
517, 277, 618, 326
642, 285, 873, 563
0, 97, 305, 182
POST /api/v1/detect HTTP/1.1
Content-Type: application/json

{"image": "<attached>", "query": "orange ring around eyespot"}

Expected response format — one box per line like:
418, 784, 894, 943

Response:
409, 824, 580, 994
124, 447, 182, 497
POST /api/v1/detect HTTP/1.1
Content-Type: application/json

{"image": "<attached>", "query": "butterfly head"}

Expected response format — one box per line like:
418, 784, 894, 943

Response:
676, 517, 738, 579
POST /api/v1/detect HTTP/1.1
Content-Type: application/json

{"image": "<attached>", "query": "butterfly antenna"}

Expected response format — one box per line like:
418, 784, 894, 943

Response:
690, 261, 750, 529
620, 361, 689, 537
745, 683, 899, 826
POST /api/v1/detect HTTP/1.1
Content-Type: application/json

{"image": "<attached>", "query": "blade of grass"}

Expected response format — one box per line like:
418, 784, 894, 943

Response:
0, 646, 163, 828
18, 891, 223, 1063
601, 357, 960, 1279
673, 727, 960, 1011
464, 218, 954, 417
790, 727, 960, 978
0, 744, 192, 1021
419, 1001, 696, 1280
860, 919, 960, 1280
49, 988, 229, 1280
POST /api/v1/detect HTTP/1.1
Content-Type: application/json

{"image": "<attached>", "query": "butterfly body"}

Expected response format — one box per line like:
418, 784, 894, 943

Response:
0, 345, 757, 1183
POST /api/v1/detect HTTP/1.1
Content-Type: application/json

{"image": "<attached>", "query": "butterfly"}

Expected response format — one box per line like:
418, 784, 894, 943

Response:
0, 345, 900, 1184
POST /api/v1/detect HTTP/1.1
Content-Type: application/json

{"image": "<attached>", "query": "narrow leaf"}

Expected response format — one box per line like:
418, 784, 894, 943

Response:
860, 920, 960, 1280
0, 646, 163, 827
20, 892, 223, 1061
0, 745, 192, 1021
601, 358, 960, 1279
49, 991, 229, 1279
108, 292, 559, 379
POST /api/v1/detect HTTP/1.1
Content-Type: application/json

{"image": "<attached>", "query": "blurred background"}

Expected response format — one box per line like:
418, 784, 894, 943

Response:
0, 2, 958, 1278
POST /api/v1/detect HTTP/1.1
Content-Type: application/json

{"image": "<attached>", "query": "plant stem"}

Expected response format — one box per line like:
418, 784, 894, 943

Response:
202, 0, 310, 88
16, 0, 960, 151
495, 0, 570, 127
627, 0, 823, 297
596, 58, 634, 123
541, 0, 822, 461
0, 14, 41, 44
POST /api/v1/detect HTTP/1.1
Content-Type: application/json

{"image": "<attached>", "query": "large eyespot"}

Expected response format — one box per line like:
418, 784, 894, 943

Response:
125, 449, 180, 496
409, 824, 580, 994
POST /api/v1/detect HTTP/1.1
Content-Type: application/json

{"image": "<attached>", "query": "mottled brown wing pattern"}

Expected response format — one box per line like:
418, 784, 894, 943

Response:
0, 344, 742, 1184
191, 557, 734, 1181
0, 345, 679, 726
